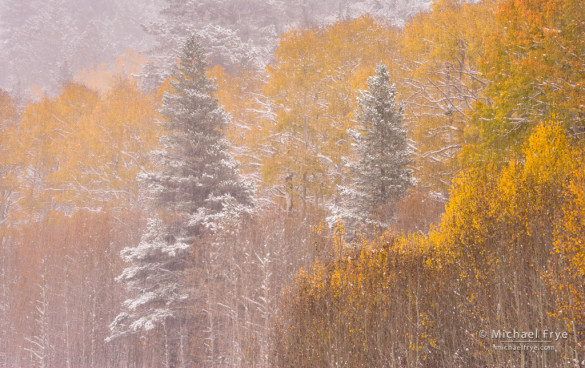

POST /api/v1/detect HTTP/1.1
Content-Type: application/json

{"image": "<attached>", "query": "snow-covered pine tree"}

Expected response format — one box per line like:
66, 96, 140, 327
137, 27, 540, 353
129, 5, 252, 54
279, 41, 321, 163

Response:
336, 64, 412, 232
147, 36, 254, 235
108, 36, 254, 357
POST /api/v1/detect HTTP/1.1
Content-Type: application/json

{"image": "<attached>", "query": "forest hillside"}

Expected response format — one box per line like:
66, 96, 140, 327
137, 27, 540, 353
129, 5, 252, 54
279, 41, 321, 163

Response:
0, 0, 584, 367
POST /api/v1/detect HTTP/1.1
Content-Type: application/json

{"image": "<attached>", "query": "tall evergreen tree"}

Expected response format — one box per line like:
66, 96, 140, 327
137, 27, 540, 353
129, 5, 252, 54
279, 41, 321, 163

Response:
108, 36, 254, 361
147, 36, 254, 236
336, 64, 412, 231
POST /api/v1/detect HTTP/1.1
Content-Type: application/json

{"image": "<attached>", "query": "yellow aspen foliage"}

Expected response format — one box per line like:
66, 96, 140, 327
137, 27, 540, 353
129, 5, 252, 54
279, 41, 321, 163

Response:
207, 65, 268, 184
550, 165, 585, 341
74, 49, 148, 93
471, 0, 585, 157
15, 83, 99, 215
400, 0, 495, 196
0, 90, 18, 127
12, 81, 160, 214
0, 90, 20, 227
522, 121, 575, 186
262, 16, 399, 209
544, 129, 585, 341
277, 122, 585, 367
66, 79, 161, 206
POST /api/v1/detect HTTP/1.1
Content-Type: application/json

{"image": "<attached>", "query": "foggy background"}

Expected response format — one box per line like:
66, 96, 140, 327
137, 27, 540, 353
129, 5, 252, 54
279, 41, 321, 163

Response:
0, 0, 430, 97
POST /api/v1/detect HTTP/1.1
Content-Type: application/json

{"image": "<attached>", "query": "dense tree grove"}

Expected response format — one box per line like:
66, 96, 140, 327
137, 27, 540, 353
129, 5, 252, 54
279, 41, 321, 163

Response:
276, 122, 584, 367
0, 0, 584, 367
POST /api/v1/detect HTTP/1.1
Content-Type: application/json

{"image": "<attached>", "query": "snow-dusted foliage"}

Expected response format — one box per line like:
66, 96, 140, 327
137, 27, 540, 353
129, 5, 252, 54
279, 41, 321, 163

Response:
333, 0, 431, 27
109, 37, 254, 342
107, 217, 190, 341
194, 25, 260, 72
144, 36, 254, 241
0, 0, 161, 94
0, 0, 433, 94
144, 0, 432, 87
334, 64, 412, 231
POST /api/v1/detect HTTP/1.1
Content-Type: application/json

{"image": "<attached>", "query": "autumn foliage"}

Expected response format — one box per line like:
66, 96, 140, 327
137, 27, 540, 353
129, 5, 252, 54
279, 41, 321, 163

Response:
1, 0, 585, 367
276, 123, 585, 367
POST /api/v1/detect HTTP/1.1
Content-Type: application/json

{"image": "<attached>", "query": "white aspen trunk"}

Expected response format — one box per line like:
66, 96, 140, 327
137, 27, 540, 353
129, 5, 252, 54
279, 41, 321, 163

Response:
163, 322, 170, 368
64, 266, 71, 368
90, 291, 97, 367
179, 323, 186, 368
